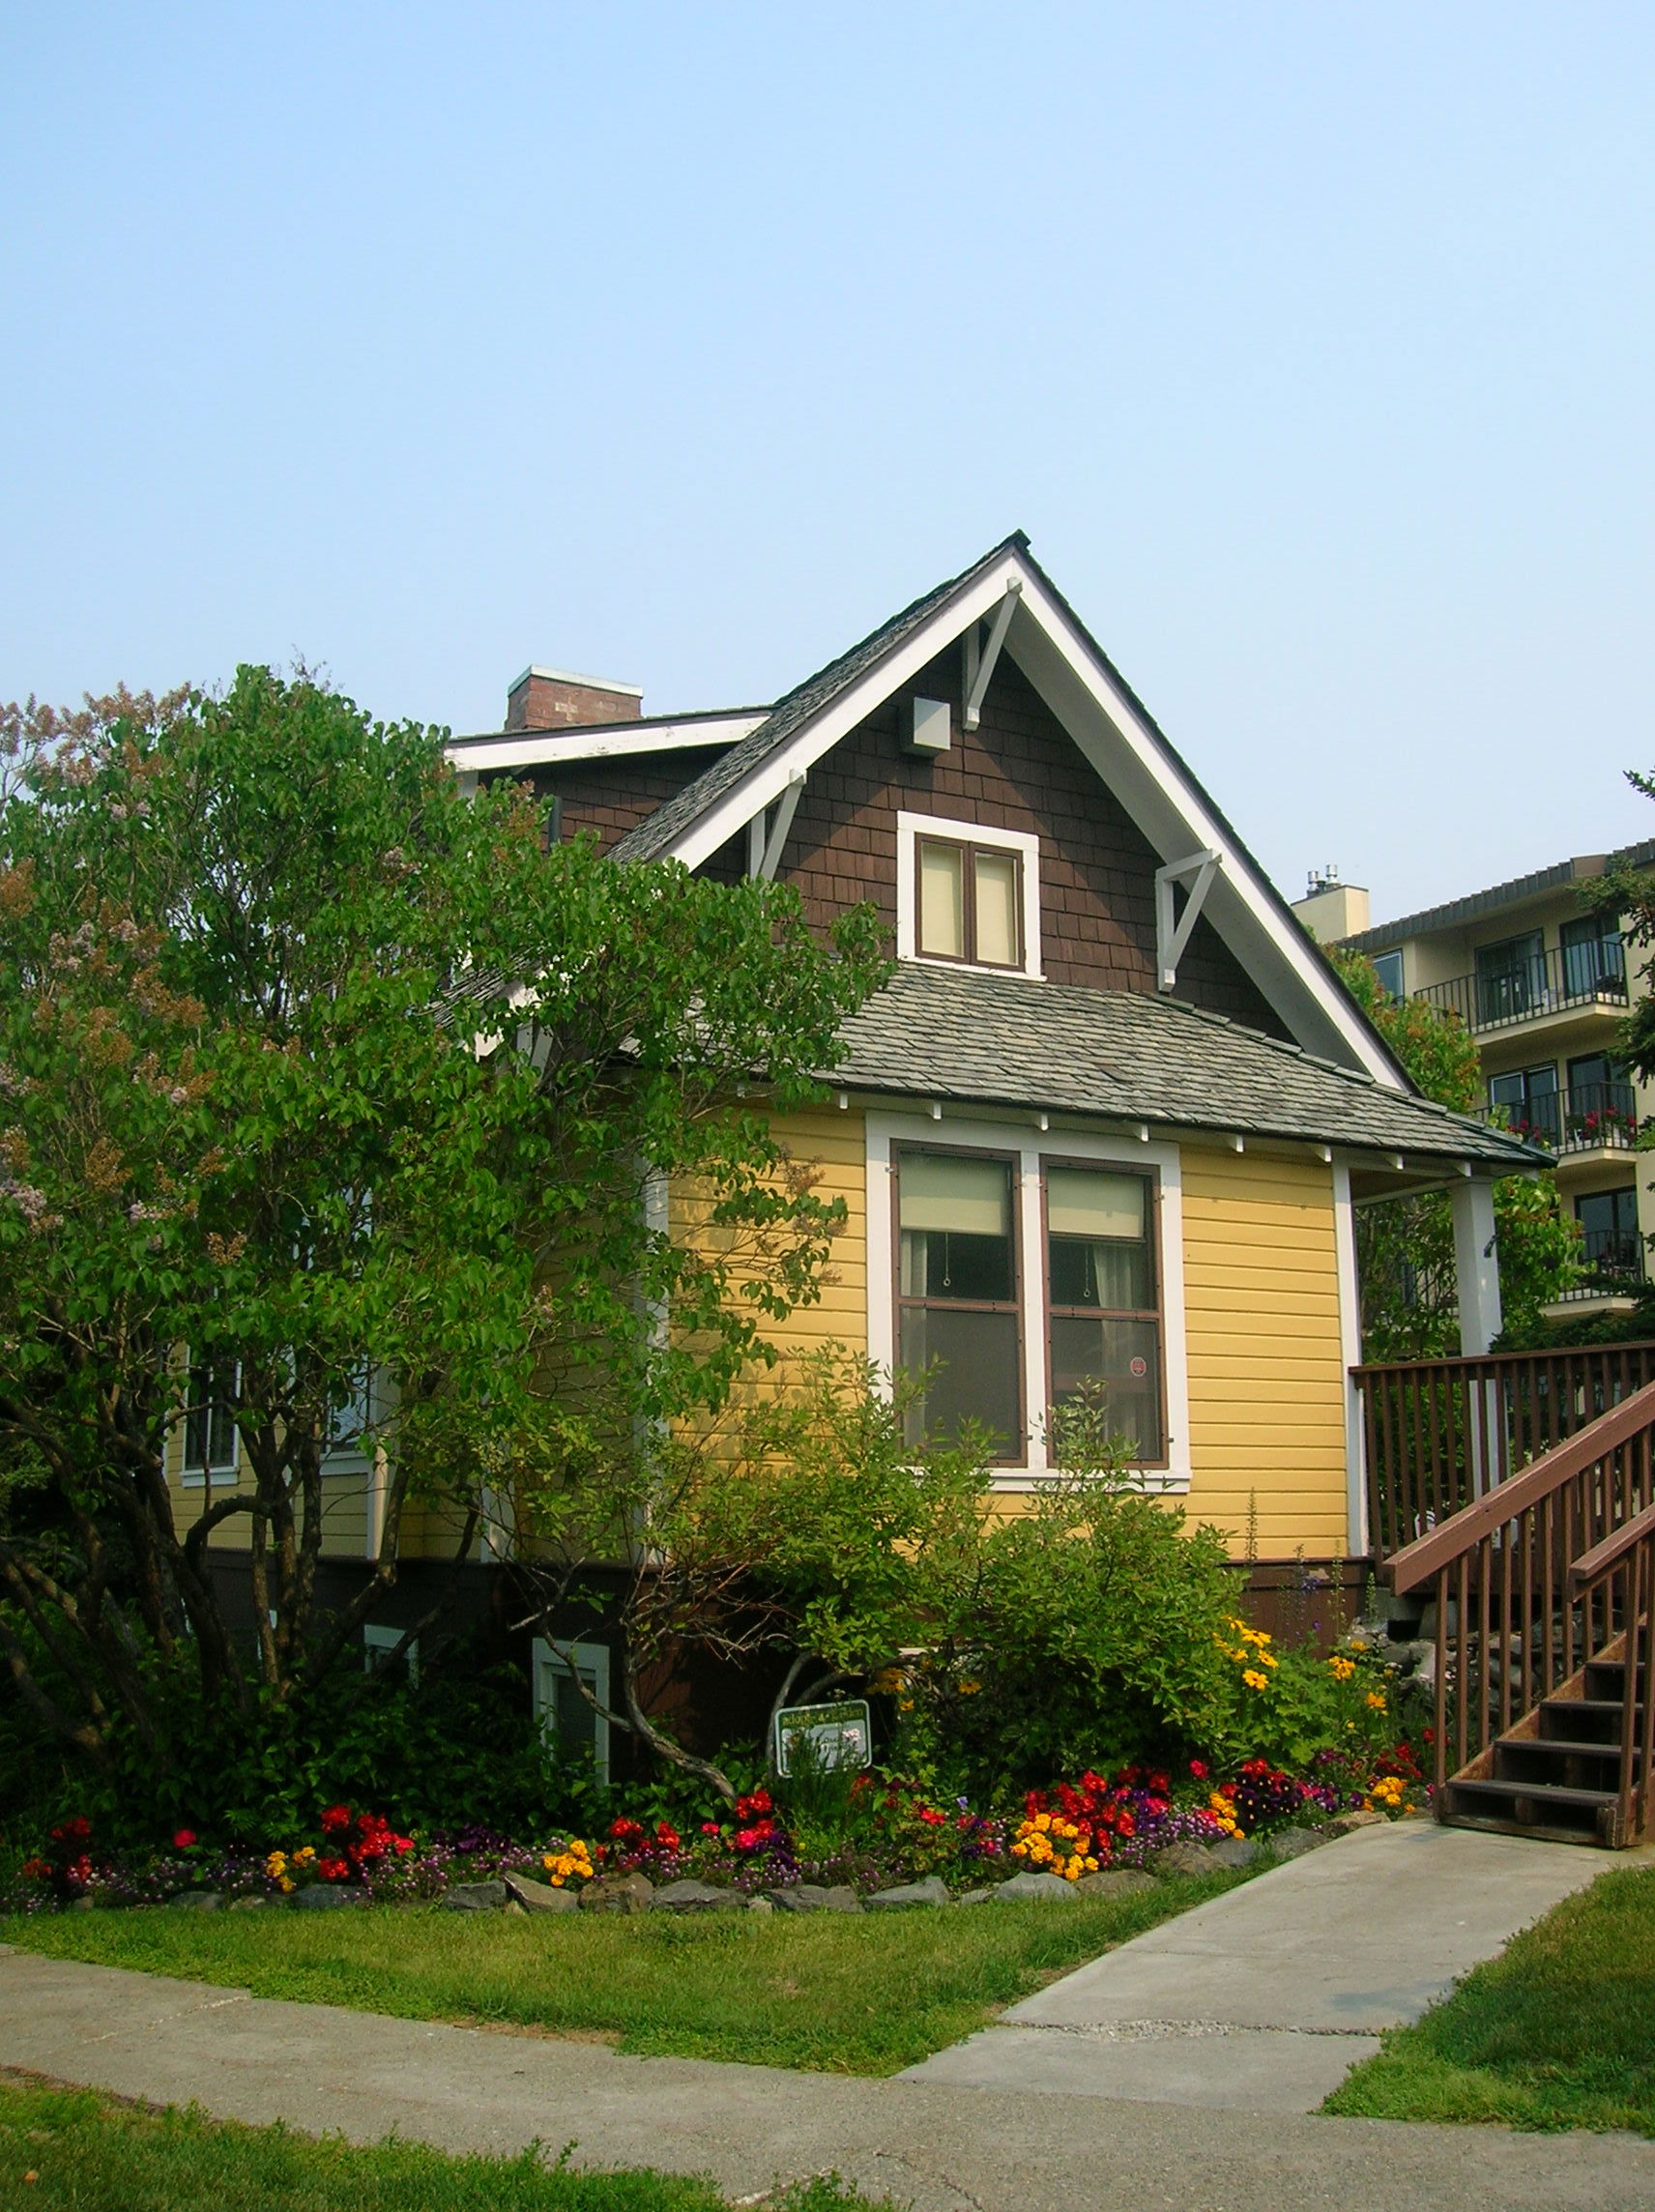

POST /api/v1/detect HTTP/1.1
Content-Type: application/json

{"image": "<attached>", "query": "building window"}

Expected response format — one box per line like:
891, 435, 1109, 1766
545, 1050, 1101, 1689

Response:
1577, 1187, 1643, 1286
896, 812, 1041, 978
1488, 1064, 1560, 1148
183, 1358, 238, 1483
1474, 931, 1544, 1024
532, 1637, 611, 1783
1559, 912, 1625, 999
1370, 949, 1404, 1001
896, 1150, 1022, 1458
1045, 1165, 1164, 1462
323, 1368, 373, 1465
916, 838, 1023, 967
363, 1622, 418, 1682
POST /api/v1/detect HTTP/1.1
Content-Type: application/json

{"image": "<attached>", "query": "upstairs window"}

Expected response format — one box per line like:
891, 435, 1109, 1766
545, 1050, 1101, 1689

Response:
917, 838, 1023, 968
897, 812, 1040, 978
183, 1358, 238, 1482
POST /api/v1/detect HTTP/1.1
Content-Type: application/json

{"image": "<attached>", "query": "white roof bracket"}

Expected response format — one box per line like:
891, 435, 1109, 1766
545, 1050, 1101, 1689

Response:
746, 771, 806, 881
963, 580, 1023, 731
1155, 848, 1223, 991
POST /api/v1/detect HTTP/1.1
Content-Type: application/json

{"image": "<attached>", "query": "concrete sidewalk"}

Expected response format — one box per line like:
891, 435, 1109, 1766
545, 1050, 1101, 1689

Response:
905, 1819, 1634, 2110
3, 1820, 1654, 2212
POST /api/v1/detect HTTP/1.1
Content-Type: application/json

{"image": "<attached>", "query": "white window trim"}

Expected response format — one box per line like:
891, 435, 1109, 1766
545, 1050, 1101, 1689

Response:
895, 809, 1043, 980
866, 1109, 1189, 1492
363, 1622, 419, 1682
532, 1636, 612, 1783
180, 1356, 239, 1489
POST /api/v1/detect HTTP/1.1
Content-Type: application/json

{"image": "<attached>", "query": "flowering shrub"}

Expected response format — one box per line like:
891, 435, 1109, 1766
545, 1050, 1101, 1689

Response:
541, 1837, 595, 1887
1010, 1811, 1099, 1878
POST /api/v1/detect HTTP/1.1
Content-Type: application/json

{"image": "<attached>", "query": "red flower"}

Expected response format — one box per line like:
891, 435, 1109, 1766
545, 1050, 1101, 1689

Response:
172, 1829, 197, 1849
1188, 1760, 1208, 1779
51, 1816, 91, 1842
700, 1820, 721, 1837
20, 1855, 50, 1879
917, 1807, 945, 1826
655, 1822, 681, 1849
320, 1805, 353, 1835
392, 1835, 414, 1854
317, 1856, 351, 1882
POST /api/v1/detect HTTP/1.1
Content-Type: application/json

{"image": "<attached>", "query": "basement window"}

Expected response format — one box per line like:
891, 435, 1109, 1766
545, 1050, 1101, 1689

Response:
532, 1637, 612, 1783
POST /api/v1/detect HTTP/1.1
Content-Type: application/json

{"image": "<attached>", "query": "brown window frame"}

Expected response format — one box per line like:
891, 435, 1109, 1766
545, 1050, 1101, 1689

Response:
892, 1143, 1026, 1466
1040, 1157, 1169, 1472
915, 836, 1025, 971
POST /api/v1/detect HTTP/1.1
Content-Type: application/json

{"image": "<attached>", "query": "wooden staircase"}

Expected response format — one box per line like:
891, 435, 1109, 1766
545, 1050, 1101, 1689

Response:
1383, 1380, 1655, 1848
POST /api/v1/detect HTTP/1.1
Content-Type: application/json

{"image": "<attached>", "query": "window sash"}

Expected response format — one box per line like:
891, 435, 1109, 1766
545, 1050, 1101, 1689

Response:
894, 1149, 1023, 1461
915, 838, 1024, 970
184, 1359, 238, 1475
1043, 1161, 1166, 1467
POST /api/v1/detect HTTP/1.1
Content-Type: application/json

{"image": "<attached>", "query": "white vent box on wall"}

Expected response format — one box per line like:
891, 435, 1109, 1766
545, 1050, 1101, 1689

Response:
906, 697, 951, 755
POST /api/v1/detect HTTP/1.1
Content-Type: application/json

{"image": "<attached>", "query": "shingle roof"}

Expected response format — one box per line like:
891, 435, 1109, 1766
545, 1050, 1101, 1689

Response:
1342, 839, 1655, 953
830, 965, 1549, 1169
608, 534, 1031, 865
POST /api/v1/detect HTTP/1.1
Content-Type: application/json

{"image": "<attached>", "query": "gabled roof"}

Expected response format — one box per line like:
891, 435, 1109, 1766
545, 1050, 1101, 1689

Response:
608, 534, 1410, 1091
447, 708, 767, 775
609, 535, 1030, 864
833, 966, 1548, 1172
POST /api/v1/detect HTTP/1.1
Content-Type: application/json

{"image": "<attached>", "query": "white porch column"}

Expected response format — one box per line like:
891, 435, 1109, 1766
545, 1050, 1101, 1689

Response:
1452, 1177, 1502, 1355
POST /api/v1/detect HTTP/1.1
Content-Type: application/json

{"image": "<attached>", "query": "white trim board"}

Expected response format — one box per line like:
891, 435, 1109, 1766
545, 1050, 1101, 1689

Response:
1331, 1162, 1368, 1558
864, 1108, 1190, 1492
641, 547, 1401, 1088
446, 713, 767, 774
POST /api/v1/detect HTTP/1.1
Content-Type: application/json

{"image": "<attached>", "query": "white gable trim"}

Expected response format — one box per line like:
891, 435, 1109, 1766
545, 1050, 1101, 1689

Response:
446, 713, 767, 774
654, 553, 1399, 1087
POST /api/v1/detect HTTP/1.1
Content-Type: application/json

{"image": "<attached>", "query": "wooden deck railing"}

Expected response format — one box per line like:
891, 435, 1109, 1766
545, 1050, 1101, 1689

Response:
1570, 1498, 1655, 1844
1387, 1380, 1655, 1837
1354, 1342, 1655, 1565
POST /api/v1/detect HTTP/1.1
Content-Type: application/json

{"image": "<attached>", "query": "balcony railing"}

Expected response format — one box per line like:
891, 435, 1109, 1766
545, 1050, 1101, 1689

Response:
1494, 1080, 1640, 1154
1415, 940, 1628, 1033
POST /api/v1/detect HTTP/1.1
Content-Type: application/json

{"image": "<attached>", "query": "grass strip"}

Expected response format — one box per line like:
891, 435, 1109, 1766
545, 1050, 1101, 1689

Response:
1323, 1863, 1655, 2135
0, 2069, 892, 2212
7, 1874, 1244, 2077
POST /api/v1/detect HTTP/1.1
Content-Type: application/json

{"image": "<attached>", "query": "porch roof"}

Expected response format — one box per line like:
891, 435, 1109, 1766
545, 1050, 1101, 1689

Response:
829, 964, 1551, 1171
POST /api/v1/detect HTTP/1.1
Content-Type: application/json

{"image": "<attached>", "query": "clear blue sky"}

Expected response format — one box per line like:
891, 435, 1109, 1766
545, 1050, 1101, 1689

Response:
4, 3, 1652, 921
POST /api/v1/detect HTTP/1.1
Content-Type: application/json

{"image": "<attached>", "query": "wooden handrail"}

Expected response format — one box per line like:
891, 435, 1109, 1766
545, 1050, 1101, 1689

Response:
1353, 1339, 1655, 1381
1388, 1378, 1655, 1593
1571, 1496, 1655, 1589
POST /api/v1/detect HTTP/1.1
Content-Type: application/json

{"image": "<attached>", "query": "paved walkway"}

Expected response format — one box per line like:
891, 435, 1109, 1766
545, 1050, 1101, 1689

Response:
3, 1823, 1654, 2211
906, 1818, 1631, 2109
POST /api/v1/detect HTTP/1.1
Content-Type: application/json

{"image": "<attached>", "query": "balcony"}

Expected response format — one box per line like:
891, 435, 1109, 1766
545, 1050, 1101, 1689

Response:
1414, 939, 1628, 1034
1495, 1080, 1641, 1156
1546, 1223, 1648, 1308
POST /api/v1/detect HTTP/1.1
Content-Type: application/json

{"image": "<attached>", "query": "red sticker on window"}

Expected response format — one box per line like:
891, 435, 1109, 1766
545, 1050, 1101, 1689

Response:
1129, 1356, 1147, 1378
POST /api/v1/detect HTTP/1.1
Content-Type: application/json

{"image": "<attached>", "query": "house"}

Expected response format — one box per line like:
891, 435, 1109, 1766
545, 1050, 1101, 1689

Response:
1300, 850, 1655, 1319
162, 535, 1549, 1768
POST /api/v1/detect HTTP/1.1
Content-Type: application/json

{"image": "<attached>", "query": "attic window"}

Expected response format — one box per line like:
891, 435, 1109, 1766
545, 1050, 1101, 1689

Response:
897, 811, 1041, 978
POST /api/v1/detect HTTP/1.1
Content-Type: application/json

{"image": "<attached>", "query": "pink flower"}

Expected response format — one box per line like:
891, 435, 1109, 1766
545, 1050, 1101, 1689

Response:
172, 1828, 197, 1849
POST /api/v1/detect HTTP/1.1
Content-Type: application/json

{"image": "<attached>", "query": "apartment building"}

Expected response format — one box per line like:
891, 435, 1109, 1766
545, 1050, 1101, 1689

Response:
1295, 849, 1655, 1317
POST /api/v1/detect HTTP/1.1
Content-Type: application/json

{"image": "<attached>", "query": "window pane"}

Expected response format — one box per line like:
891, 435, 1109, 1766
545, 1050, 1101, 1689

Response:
552, 1667, 599, 1754
186, 1359, 237, 1471
1047, 1169, 1145, 1240
973, 851, 1020, 967
902, 1228, 1014, 1301
1371, 950, 1403, 1000
1050, 1314, 1163, 1460
900, 1153, 1010, 1235
899, 1305, 1020, 1453
1049, 1237, 1150, 1310
917, 841, 964, 957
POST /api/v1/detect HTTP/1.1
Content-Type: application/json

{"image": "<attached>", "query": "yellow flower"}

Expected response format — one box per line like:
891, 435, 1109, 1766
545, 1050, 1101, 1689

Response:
1328, 1656, 1355, 1681
1366, 1692, 1387, 1711
958, 1679, 982, 1696
1242, 1668, 1268, 1691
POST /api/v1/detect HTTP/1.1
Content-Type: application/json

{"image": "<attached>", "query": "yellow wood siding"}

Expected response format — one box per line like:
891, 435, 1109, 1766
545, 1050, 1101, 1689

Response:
1180, 1148, 1349, 1557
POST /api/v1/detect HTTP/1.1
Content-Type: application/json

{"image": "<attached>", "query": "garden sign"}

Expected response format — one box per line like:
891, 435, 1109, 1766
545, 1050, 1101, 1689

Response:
771, 1700, 873, 1778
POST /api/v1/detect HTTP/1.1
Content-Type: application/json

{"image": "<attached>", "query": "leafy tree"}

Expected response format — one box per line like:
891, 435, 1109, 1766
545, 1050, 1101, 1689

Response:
0, 671, 885, 1812
1328, 946, 1579, 1356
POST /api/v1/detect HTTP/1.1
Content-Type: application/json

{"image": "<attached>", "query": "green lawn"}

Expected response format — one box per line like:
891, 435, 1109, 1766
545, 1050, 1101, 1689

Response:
0, 2071, 886, 2212
1324, 1864, 1655, 2135
6, 1876, 1244, 2077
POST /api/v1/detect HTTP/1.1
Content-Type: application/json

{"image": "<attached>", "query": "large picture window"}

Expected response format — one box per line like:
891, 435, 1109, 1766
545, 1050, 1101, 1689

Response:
896, 1150, 1022, 1457
1044, 1165, 1164, 1461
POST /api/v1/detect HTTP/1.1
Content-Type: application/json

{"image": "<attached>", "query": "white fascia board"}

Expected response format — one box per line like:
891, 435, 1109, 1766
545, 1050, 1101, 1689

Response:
1003, 573, 1401, 1087
668, 557, 1030, 872
446, 713, 767, 773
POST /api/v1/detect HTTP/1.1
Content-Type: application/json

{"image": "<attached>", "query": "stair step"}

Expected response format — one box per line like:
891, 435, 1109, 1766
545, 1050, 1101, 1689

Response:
1447, 1778, 1617, 1810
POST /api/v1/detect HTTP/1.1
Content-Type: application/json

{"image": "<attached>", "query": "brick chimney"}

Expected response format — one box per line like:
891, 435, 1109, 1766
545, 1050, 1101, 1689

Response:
505, 666, 643, 732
